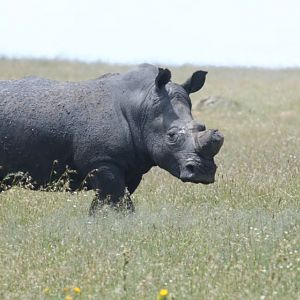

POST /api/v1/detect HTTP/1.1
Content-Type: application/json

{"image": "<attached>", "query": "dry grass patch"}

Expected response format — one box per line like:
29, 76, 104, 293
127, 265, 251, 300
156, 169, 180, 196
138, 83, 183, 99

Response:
0, 58, 299, 299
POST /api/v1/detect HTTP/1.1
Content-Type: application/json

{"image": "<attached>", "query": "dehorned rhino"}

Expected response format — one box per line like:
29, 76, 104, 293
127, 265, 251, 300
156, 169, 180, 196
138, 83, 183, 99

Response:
0, 64, 224, 214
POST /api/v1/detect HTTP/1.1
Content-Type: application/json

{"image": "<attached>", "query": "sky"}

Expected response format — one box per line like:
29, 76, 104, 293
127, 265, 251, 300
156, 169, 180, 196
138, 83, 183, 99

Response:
0, 0, 300, 67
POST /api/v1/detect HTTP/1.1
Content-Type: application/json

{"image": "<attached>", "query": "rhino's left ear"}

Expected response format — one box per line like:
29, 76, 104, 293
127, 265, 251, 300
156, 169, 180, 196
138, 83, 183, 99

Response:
182, 71, 207, 94
155, 68, 171, 90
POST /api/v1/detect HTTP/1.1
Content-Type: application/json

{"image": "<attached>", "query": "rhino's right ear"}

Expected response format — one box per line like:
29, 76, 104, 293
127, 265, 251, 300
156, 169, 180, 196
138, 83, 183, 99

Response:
155, 68, 171, 90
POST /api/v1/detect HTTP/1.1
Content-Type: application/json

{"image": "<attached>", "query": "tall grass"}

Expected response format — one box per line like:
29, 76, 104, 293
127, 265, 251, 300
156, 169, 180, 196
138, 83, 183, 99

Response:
0, 58, 299, 299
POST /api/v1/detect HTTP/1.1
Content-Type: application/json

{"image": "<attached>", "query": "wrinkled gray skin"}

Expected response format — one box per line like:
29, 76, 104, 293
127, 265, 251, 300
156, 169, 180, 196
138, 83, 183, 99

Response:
0, 64, 224, 214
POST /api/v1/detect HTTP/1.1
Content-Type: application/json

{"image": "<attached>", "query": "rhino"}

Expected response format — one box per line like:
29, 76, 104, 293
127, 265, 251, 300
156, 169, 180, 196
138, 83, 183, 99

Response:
0, 64, 224, 214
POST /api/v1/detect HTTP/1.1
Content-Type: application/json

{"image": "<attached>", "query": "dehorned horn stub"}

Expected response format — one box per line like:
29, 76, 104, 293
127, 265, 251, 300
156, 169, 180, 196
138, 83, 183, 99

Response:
195, 129, 224, 157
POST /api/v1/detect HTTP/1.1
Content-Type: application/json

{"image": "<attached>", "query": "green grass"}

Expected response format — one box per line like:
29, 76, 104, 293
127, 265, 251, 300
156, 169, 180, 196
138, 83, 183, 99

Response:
0, 58, 300, 299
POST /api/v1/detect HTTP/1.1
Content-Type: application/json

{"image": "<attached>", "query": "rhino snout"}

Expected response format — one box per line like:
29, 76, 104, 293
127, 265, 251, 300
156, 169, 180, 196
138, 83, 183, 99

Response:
180, 158, 217, 184
195, 129, 224, 157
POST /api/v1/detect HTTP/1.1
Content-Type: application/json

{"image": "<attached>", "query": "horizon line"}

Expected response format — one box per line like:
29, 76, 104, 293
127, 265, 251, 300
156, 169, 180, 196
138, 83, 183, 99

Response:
1, 55, 300, 70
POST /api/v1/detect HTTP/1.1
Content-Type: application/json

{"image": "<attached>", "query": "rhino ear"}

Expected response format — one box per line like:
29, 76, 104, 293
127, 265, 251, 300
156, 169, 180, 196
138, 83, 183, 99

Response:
155, 68, 171, 90
182, 71, 207, 94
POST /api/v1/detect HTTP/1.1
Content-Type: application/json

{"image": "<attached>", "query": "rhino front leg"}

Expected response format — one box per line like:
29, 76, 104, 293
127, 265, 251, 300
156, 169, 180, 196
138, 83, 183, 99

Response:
88, 164, 126, 215
118, 174, 142, 213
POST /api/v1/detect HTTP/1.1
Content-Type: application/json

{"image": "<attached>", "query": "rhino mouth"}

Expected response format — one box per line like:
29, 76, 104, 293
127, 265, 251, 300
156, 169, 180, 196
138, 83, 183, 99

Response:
179, 157, 217, 184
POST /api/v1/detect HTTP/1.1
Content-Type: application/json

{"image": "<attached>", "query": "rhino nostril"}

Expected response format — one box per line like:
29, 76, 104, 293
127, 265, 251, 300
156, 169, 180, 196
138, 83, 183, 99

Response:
186, 164, 195, 174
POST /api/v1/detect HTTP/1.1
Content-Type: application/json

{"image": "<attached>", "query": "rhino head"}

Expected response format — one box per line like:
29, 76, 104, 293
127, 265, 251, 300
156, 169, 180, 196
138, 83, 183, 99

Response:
143, 67, 224, 184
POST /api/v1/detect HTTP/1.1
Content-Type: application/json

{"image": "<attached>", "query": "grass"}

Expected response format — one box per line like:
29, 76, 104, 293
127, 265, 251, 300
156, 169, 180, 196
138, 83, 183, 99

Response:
0, 58, 300, 299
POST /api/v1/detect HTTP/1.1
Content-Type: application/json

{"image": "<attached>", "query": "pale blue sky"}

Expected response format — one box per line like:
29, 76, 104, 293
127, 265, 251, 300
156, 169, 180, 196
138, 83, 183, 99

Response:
0, 0, 299, 67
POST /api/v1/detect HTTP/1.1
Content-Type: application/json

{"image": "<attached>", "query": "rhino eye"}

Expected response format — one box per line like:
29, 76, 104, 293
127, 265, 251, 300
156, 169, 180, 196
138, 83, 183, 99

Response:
167, 131, 179, 143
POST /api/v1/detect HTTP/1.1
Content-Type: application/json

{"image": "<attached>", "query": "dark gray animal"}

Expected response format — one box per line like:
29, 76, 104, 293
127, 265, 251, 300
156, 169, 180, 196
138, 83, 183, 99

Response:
0, 64, 224, 214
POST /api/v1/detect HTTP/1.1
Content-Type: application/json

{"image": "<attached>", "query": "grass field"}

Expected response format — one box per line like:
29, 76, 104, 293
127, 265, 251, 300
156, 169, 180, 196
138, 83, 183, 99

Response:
0, 58, 299, 299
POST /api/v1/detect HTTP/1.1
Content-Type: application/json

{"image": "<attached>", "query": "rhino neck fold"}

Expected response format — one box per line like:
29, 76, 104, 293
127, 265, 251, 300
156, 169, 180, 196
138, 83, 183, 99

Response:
113, 66, 160, 172
118, 86, 156, 173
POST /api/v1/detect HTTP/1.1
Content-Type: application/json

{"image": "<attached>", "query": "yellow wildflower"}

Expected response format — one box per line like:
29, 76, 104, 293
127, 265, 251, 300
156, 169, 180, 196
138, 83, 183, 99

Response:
43, 287, 50, 294
157, 289, 169, 300
73, 287, 81, 294
65, 295, 73, 300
